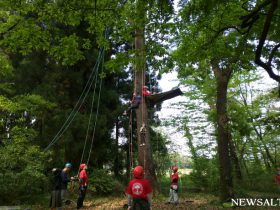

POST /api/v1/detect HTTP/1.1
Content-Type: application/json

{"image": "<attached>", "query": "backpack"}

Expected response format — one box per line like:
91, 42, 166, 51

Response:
51, 168, 62, 190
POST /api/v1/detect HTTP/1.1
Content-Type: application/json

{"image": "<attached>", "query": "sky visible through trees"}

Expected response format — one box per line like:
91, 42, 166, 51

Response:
158, 69, 279, 156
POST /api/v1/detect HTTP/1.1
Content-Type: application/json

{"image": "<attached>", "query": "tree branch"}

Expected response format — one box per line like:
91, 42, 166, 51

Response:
255, 0, 279, 82
240, 0, 271, 29
0, 21, 20, 39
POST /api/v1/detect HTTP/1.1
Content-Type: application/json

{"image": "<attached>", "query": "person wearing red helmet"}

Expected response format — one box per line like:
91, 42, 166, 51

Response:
142, 86, 151, 96
168, 166, 179, 204
76, 163, 88, 209
126, 166, 153, 210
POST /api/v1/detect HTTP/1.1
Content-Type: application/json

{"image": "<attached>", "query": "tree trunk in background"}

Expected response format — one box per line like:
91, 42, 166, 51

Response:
134, 0, 157, 188
211, 60, 233, 202
114, 118, 120, 178
228, 134, 242, 182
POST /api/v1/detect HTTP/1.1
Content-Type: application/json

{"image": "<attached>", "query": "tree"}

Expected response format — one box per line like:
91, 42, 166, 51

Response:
240, 0, 280, 89
133, 0, 183, 188
173, 0, 256, 201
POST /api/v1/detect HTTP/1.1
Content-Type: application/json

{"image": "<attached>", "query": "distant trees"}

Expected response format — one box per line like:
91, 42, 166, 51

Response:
173, 0, 280, 201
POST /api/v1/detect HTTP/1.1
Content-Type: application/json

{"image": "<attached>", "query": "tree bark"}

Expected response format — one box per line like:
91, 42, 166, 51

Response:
147, 88, 183, 106
134, 1, 157, 188
211, 60, 233, 201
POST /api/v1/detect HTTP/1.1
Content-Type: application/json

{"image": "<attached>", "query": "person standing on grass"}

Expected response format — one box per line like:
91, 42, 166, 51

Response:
77, 163, 89, 209
168, 166, 179, 204
126, 165, 153, 210
50, 168, 62, 210
60, 163, 74, 205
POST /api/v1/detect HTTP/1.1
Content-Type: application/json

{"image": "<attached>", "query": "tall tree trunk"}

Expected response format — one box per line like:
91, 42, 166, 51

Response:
134, 1, 157, 187
211, 60, 233, 201
135, 28, 157, 186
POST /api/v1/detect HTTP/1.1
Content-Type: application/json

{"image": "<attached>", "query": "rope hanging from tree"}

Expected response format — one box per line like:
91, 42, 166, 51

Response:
78, 46, 105, 170
43, 47, 105, 152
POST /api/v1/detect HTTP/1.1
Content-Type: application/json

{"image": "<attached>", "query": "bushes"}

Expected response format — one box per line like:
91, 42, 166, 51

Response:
240, 166, 277, 193
188, 156, 219, 192
88, 169, 124, 195
0, 127, 48, 205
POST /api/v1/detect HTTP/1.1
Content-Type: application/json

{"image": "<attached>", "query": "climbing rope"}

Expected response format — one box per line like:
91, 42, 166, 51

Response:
80, 28, 109, 168
86, 46, 104, 166
79, 47, 104, 167
44, 48, 104, 152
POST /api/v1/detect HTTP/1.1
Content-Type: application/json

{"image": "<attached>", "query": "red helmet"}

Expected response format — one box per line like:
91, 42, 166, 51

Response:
172, 166, 178, 172
80, 163, 86, 170
143, 86, 148, 89
133, 166, 144, 178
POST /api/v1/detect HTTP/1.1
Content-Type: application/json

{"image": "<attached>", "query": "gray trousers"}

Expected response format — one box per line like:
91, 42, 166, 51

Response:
169, 185, 179, 204
61, 189, 69, 205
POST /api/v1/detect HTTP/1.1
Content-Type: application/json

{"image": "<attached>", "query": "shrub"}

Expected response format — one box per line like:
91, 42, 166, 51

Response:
0, 127, 48, 205
88, 169, 122, 195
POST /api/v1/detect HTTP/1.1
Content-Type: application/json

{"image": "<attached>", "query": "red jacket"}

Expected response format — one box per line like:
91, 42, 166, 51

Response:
171, 173, 179, 186
79, 170, 88, 187
143, 90, 151, 96
126, 178, 153, 200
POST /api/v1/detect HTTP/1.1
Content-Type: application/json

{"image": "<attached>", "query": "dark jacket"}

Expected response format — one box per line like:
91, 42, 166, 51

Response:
61, 170, 70, 190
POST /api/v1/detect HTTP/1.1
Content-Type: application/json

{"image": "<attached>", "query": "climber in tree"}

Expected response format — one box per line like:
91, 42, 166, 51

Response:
142, 86, 151, 96
124, 93, 142, 115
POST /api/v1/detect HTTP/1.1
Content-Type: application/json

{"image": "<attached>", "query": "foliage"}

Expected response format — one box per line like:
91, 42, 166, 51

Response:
0, 0, 279, 205
189, 156, 219, 192
0, 127, 49, 205
88, 169, 120, 195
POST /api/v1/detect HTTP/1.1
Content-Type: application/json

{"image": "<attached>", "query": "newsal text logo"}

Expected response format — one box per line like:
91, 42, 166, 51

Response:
231, 198, 280, 207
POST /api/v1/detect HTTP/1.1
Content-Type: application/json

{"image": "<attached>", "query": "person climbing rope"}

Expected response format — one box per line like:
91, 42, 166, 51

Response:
142, 86, 151, 96
126, 165, 153, 210
168, 166, 179, 205
77, 163, 89, 209
274, 167, 280, 191
60, 163, 74, 206
124, 93, 142, 115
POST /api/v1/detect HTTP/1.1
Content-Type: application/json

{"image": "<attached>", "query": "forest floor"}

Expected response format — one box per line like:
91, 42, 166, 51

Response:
23, 191, 280, 210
